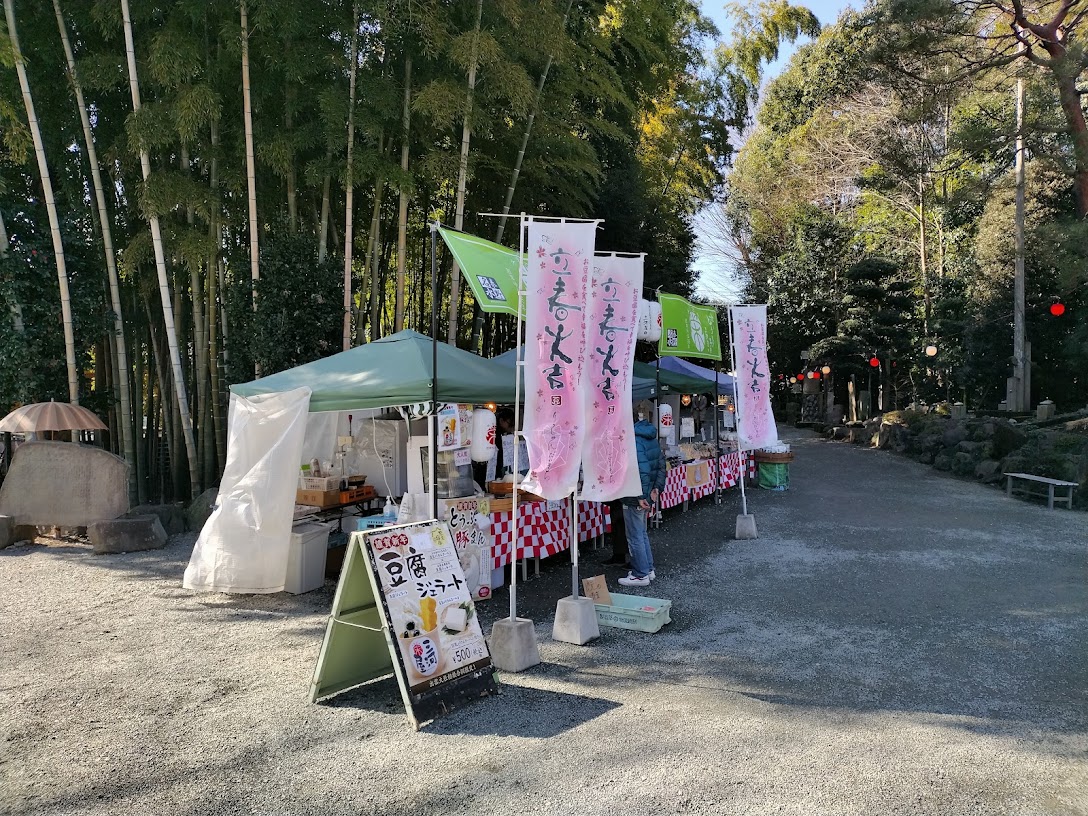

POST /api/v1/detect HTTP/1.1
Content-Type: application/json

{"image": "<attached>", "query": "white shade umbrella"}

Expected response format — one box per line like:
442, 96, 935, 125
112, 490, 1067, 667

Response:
0, 401, 107, 433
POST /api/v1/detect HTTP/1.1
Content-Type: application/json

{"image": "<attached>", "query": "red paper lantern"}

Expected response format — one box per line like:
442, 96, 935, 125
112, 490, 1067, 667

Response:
797, 372, 805, 381
1050, 302, 1066, 316
812, 371, 820, 379
869, 357, 880, 367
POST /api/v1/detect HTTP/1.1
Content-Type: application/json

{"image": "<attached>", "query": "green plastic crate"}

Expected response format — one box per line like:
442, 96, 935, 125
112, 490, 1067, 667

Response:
758, 461, 789, 490
593, 593, 672, 633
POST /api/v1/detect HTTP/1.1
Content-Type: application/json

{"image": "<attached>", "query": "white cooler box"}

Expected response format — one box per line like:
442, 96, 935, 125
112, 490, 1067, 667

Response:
286, 522, 333, 594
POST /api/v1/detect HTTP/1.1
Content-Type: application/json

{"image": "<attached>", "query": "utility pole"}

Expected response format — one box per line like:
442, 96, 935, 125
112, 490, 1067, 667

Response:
1011, 43, 1028, 412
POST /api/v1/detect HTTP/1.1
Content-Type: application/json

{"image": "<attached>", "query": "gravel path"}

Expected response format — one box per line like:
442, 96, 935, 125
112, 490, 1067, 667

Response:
2, 429, 1085, 816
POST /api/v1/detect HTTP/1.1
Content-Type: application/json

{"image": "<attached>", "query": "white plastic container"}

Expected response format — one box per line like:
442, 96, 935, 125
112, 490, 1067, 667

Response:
285, 522, 332, 594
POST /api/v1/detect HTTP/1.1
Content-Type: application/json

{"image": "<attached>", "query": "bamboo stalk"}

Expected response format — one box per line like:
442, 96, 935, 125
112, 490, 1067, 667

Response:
285, 78, 297, 234
395, 56, 411, 333
342, 4, 360, 351
241, 0, 260, 377
5, 0, 79, 404
447, 0, 484, 345
134, 302, 147, 504
121, 0, 201, 498
318, 146, 332, 263
208, 119, 226, 474
0, 210, 23, 335
180, 144, 208, 487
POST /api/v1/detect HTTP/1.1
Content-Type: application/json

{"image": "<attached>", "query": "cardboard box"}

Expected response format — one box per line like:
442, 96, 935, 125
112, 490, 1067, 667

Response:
296, 488, 340, 508
582, 575, 612, 605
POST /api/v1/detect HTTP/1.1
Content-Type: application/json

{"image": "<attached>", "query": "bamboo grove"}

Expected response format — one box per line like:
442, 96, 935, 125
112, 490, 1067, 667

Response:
0, 1, 822, 502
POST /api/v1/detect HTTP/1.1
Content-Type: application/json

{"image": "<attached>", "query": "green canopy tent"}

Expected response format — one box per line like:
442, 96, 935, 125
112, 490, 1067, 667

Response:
232, 330, 518, 411
186, 331, 517, 595
632, 361, 715, 394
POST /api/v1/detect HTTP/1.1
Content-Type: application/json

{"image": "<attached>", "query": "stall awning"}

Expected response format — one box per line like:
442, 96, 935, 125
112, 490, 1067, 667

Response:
438, 226, 522, 316
656, 357, 736, 395
231, 330, 518, 412
632, 361, 717, 395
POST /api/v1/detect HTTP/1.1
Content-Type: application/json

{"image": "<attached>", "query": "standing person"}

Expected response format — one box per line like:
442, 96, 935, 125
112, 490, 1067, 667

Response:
493, 408, 517, 476
618, 413, 666, 587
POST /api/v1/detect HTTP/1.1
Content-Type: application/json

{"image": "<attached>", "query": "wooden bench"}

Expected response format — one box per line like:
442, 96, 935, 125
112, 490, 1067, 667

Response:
1004, 472, 1078, 509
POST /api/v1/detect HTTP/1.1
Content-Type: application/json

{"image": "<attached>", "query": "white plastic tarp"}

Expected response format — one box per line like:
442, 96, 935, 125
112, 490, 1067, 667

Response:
183, 387, 312, 594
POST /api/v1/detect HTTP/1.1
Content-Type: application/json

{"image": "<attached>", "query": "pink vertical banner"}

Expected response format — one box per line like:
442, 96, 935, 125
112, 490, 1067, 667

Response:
580, 254, 643, 502
522, 220, 598, 500
731, 305, 777, 450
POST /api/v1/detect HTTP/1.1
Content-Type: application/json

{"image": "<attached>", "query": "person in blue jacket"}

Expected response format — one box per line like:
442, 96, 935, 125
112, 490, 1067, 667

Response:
619, 410, 666, 587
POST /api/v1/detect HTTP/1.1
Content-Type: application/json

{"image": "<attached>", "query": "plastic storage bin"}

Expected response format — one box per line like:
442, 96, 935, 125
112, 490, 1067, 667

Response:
357, 515, 391, 531
758, 462, 789, 490
286, 522, 333, 594
593, 593, 672, 633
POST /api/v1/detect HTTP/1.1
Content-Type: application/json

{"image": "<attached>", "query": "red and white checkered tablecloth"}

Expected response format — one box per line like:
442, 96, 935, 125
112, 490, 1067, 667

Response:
660, 465, 688, 509
717, 452, 756, 488
490, 499, 611, 570
578, 500, 611, 540
690, 459, 716, 501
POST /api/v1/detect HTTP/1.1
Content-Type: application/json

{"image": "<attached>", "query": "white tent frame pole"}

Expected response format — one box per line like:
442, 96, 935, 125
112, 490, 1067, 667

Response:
714, 363, 721, 503
727, 305, 748, 516
429, 223, 440, 521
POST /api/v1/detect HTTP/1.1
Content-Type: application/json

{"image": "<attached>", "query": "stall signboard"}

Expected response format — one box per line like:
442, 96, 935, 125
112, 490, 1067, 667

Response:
657, 293, 722, 360
437, 403, 473, 452
522, 219, 598, 500
309, 521, 496, 730
686, 460, 711, 489
437, 496, 493, 601
500, 434, 528, 476
730, 305, 777, 451
580, 253, 644, 503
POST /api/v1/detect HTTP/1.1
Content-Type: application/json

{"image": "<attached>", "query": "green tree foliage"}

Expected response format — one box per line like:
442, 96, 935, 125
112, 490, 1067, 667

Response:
718, 2, 1088, 412
224, 231, 343, 381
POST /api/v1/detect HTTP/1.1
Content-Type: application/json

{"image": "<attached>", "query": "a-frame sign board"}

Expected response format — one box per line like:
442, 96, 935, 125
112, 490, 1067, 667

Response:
310, 521, 497, 730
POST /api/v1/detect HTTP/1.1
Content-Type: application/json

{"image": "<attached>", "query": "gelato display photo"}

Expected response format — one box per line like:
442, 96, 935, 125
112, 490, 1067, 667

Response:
366, 522, 492, 695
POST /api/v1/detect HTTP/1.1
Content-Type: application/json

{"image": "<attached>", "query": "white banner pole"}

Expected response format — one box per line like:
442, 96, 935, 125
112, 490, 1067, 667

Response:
570, 491, 579, 597
728, 305, 749, 517
508, 214, 529, 622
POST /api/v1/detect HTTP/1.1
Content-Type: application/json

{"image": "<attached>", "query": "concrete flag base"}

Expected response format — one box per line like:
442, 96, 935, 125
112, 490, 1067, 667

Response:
489, 617, 541, 673
735, 513, 758, 540
551, 596, 600, 645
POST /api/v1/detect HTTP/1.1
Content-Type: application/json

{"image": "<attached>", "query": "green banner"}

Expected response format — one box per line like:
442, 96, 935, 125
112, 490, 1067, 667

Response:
438, 226, 522, 316
657, 293, 722, 360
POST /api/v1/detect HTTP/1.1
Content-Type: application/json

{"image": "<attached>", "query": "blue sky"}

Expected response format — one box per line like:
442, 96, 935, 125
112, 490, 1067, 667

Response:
692, 0, 853, 301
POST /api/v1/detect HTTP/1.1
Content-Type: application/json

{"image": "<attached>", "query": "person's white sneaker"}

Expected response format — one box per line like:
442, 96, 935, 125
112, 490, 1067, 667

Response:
647, 570, 656, 581
618, 572, 651, 587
